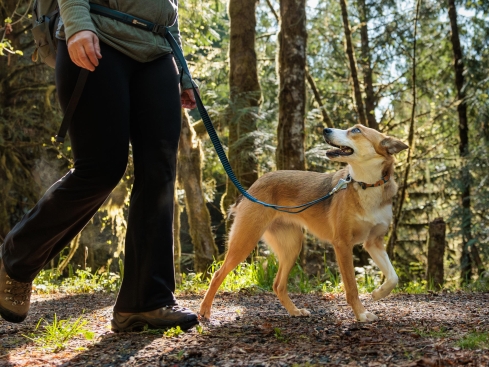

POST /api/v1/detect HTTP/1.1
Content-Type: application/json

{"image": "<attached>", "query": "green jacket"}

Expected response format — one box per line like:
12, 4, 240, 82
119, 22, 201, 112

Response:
57, 0, 194, 90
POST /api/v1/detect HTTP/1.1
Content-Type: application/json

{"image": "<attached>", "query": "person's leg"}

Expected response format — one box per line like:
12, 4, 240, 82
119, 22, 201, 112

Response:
113, 54, 182, 313
1, 41, 134, 284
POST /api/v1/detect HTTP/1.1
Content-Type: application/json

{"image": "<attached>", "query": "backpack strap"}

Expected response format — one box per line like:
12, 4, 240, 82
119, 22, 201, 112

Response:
56, 68, 90, 143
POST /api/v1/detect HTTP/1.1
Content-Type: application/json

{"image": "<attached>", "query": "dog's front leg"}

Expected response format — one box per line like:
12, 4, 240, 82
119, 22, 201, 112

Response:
364, 234, 398, 301
333, 241, 378, 322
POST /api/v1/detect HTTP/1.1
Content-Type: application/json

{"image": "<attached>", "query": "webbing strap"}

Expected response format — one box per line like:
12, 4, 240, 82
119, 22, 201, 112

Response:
56, 68, 90, 143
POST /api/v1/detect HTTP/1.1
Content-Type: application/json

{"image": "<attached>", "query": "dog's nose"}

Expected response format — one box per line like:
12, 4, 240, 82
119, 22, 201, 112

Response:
323, 128, 333, 135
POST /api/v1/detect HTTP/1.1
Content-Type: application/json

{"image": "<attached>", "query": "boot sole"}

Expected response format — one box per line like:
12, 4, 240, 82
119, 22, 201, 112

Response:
111, 317, 199, 333
0, 305, 27, 323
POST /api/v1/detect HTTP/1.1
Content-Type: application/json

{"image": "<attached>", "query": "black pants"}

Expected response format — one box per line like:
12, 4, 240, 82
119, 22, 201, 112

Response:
2, 41, 182, 312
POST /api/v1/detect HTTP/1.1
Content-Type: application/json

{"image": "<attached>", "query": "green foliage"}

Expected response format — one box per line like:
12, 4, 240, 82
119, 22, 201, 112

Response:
413, 326, 449, 338
164, 326, 184, 338
23, 314, 94, 352
457, 331, 489, 350
178, 255, 347, 295
195, 324, 205, 335
396, 280, 428, 294
274, 327, 288, 342
34, 266, 122, 294
464, 273, 489, 292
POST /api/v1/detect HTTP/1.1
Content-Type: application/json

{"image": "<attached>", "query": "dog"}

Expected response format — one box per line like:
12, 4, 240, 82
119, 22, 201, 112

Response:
199, 124, 408, 322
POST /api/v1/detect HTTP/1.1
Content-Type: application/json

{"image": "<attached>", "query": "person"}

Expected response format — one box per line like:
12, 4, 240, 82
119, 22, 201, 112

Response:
0, 0, 200, 332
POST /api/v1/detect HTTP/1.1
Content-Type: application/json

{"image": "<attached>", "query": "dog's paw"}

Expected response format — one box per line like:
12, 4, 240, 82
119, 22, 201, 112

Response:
198, 306, 211, 320
290, 308, 311, 317
356, 311, 378, 322
372, 285, 392, 301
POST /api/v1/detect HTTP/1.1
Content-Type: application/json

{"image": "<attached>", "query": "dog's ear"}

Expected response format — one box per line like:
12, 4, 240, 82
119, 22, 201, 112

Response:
380, 138, 409, 155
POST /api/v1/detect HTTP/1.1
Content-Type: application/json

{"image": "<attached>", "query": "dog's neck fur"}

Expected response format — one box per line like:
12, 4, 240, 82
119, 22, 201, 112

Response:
347, 158, 387, 185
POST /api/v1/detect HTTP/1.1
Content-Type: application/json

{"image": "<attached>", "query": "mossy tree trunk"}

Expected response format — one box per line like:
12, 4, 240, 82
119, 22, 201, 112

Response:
427, 218, 446, 289
177, 111, 218, 273
220, 0, 261, 233
447, 0, 483, 282
276, 0, 307, 171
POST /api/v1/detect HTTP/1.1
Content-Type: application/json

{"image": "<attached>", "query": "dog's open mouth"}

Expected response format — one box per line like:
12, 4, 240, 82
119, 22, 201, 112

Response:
325, 140, 354, 158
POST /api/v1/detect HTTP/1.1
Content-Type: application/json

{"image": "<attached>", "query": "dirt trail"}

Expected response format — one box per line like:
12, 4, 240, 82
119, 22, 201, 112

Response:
0, 291, 488, 366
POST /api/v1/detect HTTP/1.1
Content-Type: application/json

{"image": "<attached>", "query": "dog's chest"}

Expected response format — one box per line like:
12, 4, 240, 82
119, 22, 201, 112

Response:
355, 189, 392, 227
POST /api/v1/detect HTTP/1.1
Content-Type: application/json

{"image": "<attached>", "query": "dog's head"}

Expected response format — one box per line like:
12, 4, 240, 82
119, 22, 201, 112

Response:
323, 125, 408, 163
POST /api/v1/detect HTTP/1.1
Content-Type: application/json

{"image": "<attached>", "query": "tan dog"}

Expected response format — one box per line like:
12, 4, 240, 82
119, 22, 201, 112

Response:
199, 125, 408, 322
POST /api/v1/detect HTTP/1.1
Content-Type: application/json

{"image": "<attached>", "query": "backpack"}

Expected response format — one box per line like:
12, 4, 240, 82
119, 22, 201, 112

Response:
31, 0, 60, 68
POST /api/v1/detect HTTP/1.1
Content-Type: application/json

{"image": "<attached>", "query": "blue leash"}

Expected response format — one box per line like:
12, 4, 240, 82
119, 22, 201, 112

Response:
88, 3, 350, 213
165, 30, 353, 213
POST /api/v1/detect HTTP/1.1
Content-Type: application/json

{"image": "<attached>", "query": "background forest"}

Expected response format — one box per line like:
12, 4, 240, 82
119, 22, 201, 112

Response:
1, 0, 488, 290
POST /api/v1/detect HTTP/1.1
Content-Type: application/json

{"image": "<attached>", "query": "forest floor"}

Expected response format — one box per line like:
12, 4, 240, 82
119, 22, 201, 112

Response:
0, 290, 487, 366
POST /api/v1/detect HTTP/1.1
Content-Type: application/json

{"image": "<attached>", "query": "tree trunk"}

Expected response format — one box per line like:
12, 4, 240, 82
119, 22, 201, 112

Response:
426, 218, 446, 289
276, 0, 307, 171
221, 0, 261, 220
339, 0, 367, 126
357, 0, 377, 129
447, 0, 480, 281
1, 0, 53, 239
177, 111, 219, 273
387, 0, 420, 260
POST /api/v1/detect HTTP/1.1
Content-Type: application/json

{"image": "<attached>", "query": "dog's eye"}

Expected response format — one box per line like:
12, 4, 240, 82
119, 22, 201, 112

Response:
351, 128, 361, 133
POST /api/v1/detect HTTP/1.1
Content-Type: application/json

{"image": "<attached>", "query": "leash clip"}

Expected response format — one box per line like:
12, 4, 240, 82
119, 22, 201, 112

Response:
331, 174, 352, 194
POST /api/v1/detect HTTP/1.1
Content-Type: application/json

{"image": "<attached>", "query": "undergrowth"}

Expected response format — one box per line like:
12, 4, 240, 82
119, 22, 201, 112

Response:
33, 255, 489, 296
457, 331, 489, 350
22, 314, 94, 352
34, 259, 124, 294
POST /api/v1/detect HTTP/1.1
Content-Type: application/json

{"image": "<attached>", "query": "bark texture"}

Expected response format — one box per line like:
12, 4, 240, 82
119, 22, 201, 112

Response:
221, 0, 261, 218
177, 112, 219, 273
339, 0, 367, 126
386, 0, 420, 260
426, 218, 446, 289
447, 0, 482, 281
276, 0, 307, 171
357, 0, 377, 129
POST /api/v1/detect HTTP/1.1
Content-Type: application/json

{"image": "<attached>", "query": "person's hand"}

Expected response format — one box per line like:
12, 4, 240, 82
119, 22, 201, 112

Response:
181, 88, 197, 109
67, 30, 102, 71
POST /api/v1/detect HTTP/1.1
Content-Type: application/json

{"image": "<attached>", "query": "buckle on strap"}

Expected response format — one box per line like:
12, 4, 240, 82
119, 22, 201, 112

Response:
152, 24, 166, 35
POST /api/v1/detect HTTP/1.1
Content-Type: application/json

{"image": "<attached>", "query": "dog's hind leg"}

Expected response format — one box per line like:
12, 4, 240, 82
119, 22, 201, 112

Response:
199, 207, 271, 319
364, 233, 398, 301
263, 221, 310, 316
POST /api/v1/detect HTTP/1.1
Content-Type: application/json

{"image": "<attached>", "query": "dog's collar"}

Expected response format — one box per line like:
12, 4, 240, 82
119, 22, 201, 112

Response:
350, 173, 391, 190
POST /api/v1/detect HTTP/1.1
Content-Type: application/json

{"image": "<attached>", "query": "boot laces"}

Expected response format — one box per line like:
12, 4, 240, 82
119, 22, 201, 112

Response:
4, 275, 31, 306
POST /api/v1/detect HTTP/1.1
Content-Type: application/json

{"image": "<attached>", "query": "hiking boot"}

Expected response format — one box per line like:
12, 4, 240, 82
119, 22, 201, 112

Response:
111, 305, 199, 332
0, 258, 32, 323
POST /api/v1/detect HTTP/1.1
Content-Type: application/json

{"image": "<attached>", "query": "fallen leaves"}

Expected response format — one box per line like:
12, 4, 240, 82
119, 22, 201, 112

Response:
0, 292, 487, 366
